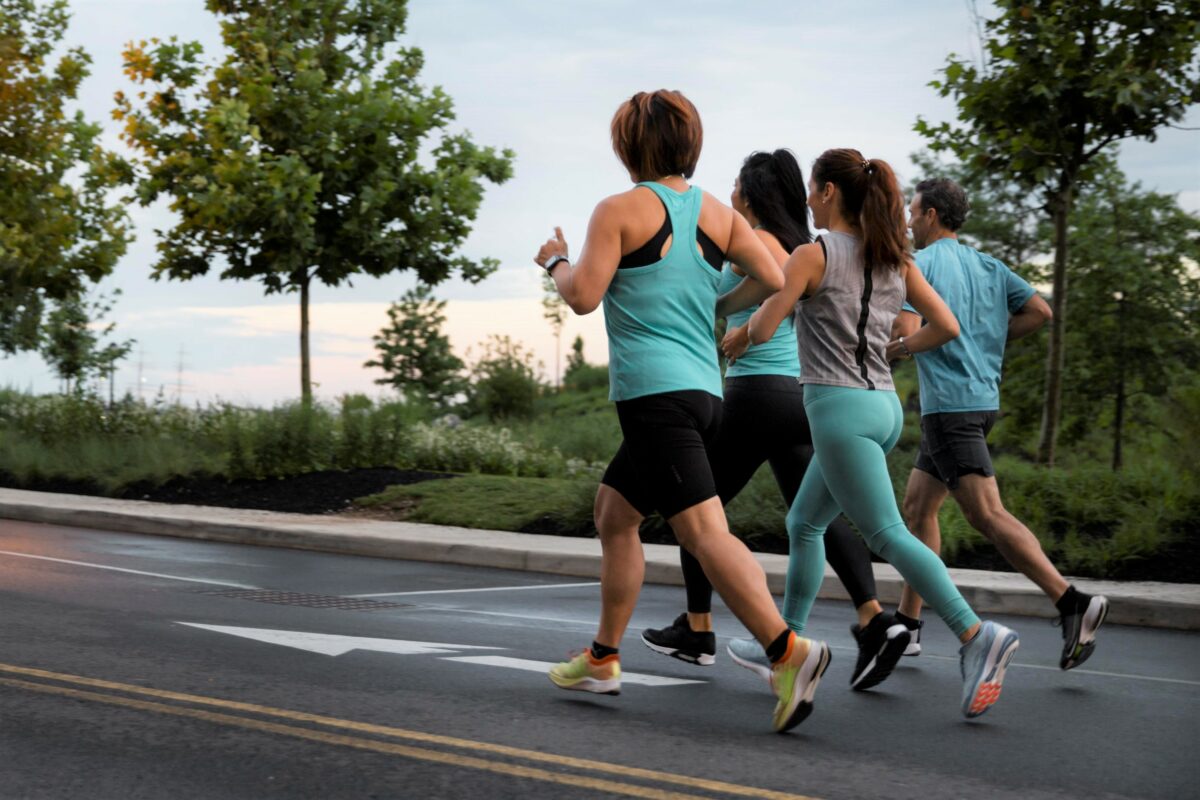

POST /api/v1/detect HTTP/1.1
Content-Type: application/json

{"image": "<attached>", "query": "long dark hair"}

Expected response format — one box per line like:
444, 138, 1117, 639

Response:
812, 148, 908, 271
737, 149, 811, 253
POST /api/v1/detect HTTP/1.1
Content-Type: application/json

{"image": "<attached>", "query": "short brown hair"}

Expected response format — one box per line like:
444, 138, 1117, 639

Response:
610, 90, 703, 180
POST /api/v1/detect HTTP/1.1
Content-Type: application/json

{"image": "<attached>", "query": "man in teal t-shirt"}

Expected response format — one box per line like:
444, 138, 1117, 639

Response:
889, 178, 1108, 672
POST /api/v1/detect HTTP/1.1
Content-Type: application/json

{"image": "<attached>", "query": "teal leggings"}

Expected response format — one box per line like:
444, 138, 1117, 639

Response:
782, 385, 979, 637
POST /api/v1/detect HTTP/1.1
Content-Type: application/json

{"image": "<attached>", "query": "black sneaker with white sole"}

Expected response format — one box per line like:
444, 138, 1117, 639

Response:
902, 619, 923, 656
849, 612, 911, 691
1058, 592, 1109, 670
641, 613, 716, 666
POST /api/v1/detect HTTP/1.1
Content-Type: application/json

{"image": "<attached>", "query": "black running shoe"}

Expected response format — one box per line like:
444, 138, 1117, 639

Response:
640, 613, 716, 666
902, 619, 923, 657
849, 612, 911, 691
1058, 592, 1109, 670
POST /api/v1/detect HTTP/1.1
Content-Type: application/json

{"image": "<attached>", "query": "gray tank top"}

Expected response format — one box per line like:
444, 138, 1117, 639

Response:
796, 230, 905, 391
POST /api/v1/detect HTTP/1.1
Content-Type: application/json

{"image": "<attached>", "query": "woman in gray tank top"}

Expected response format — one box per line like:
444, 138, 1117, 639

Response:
744, 148, 1022, 720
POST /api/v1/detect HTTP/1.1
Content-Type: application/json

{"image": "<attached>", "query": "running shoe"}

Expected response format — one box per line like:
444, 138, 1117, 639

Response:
959, 621, 1019, 719
548, 649, 621, 695
727, 636, 773, 683
902, 619, 924, 656
849, 613, 911, 691
770, 633, 832, 733
1058, 592, 1109, 670
640, 613, 716, 666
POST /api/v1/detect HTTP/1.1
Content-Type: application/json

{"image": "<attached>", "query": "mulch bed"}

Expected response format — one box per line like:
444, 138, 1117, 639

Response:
0, 468, 457, 516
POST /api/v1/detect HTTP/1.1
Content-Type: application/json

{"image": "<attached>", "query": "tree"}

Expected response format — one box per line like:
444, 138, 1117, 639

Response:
542, 273, 567, 389
916, 0, 1200, 465
467, 335, 541, 421
365, 284, 465, 409
114, 0, 514, 403
40, 291, 133, 395
565, 335, 586, 375
0, 0, 130, 353
1059, 161, 1200, 469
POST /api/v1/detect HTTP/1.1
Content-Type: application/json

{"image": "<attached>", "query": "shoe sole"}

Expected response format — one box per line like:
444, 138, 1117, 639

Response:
902, 642, 921, 657
963, 629, 1019, 719
548, 673, 620, 695
774, 642, 832, 733
851, 625, 911, 691
727, 643, 773, 684
1062, 596, 1109, 671
640, 634, 716, 666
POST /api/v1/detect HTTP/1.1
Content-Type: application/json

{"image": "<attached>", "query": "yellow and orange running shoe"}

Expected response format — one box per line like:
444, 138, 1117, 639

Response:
770, 632, 831, 733
548, 648, 621, 695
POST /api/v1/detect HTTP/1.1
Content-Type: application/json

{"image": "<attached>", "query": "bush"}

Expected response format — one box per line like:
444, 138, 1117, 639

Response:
467, 335, 542, 421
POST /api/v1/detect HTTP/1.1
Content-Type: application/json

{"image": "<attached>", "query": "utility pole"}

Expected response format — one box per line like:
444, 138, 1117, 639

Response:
176, 345, 186, 405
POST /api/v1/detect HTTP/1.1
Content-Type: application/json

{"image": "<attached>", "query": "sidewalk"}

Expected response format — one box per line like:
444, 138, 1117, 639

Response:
1, 487, 1197, 630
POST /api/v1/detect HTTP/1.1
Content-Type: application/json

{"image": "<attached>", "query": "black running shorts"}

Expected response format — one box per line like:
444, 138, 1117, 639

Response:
914, 410, 999, 490
601, 390, 723, 519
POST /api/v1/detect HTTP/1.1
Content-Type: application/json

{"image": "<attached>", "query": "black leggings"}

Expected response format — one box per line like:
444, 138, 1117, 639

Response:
681, 375, 878, 613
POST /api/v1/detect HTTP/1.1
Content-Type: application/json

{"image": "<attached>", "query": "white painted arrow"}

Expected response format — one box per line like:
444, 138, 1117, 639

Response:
178, 623, 503, 657
443, 656, 704, 687
179, 623, 706, 688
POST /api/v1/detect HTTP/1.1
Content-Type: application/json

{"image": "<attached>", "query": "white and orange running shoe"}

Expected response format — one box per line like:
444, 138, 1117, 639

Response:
959, 620, 1019, 719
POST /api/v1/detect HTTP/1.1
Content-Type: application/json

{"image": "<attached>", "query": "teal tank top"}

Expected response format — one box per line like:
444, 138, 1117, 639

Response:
603, 182, 724, 401
717, 261, 801, 379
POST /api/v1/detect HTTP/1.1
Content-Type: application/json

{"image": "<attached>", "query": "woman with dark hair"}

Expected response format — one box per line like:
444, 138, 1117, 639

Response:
739, 147, 1021, 719
641, 149, 907, 693
533, 91, 831, 733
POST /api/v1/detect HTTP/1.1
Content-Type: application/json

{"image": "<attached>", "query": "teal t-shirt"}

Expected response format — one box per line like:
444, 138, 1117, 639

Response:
717, 262, 801, 379
903, 238, 1036, 415
603, 182, 724, 401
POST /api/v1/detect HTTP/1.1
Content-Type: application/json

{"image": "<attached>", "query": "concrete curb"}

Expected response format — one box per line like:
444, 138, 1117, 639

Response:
2, 488, 1197, 630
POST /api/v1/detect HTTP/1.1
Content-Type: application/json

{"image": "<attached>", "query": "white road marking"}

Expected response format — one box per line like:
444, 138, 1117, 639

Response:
903, 649, 1200, 687
410, 609, 1200, 689
347, 581, 600, 599
179, 623, 504, 657
442, 655, 706, 686
0, 549, 257, 589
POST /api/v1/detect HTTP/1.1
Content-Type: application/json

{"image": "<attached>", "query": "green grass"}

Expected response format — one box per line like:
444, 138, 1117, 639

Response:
356, 474, 596, 533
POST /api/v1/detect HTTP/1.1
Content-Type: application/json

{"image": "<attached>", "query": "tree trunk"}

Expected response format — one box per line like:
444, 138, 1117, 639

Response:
1037, 184, 1073, 466
1112, 296, 1125, 471
300, 275, 312, 405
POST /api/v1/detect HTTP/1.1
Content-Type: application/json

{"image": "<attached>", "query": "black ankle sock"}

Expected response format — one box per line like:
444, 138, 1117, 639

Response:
765, 629, 791, 664
1055, 585, 1082, 615
895, 611, 921, 630
590, 641, 619, 660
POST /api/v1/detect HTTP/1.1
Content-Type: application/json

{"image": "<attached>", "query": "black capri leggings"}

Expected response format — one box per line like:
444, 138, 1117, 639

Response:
681, 375, 878, 613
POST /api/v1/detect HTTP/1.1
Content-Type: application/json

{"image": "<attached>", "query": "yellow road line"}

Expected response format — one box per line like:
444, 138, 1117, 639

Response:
0, 676, 695, 800
0, 662, 818, 800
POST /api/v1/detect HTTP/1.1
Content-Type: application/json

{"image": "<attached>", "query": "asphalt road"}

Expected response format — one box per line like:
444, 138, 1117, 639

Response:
1, 520, 1197, 800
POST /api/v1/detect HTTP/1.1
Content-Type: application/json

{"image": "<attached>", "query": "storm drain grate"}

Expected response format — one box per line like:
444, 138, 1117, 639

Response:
194, 589, 411, 612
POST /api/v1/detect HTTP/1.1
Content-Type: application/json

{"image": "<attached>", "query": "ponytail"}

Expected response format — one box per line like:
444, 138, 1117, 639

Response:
812, 148, 908, 271
737, 149, 813, 253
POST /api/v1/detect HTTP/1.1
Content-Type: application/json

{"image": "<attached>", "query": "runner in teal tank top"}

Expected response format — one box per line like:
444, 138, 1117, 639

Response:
640, 149, 896, 693
602, 181, 723, 401
718, 258, 800, 378
533, 90, 831, 734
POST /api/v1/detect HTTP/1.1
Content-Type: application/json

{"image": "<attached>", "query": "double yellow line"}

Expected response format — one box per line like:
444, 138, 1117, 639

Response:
0, 662, 819, 800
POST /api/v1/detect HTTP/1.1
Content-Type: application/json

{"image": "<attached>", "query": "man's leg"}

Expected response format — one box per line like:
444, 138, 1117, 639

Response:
952, 474, 1069, 602
897, 468, 950, 619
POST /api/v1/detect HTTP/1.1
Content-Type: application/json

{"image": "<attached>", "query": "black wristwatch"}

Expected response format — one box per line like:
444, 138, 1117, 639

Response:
543, 254, 569, 273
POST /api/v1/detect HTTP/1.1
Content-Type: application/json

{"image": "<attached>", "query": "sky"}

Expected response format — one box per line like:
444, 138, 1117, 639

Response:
3, 0, 1198, 405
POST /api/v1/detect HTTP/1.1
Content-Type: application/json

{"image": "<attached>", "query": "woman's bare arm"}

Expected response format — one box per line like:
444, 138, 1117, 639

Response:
535, 197, 624, 315
747, 242, 823, 344
885, 262, 959, 360
716, 212, 784, 317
